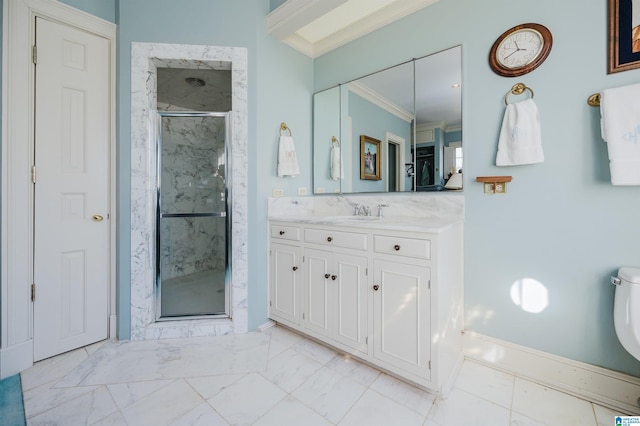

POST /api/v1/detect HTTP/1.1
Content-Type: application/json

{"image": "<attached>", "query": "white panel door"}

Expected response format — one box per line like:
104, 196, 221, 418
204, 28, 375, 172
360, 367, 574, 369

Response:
304, 248, 331, 338
373, 260, 431, 379
270, 243, 302, 325
33, 17, 110, 361
333, 253, 368, 354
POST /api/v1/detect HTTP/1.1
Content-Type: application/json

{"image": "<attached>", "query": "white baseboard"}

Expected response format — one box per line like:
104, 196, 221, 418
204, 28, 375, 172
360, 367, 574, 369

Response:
0, 340, 33, 379
257, 320, 276, 332
463, 331, 640, 415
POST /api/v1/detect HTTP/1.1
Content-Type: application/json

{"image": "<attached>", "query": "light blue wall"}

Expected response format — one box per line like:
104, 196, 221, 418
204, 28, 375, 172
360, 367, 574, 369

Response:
269, 0, 286, 12
58, 0, 116, 22
348, 92, 412, 193
315, 0, 640, 376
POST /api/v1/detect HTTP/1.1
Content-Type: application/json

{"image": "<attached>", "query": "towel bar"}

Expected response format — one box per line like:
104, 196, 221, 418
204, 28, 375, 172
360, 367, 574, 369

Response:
587, 93, 601, 107
504, 83, 534, 105
279, 122, 292, 136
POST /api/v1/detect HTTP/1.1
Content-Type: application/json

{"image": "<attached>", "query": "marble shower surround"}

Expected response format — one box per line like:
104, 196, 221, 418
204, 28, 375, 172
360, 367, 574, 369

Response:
131, 42, 248, 340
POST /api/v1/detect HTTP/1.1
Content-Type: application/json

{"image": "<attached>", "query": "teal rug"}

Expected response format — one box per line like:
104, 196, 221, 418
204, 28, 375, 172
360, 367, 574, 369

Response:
0, 374, 26, 425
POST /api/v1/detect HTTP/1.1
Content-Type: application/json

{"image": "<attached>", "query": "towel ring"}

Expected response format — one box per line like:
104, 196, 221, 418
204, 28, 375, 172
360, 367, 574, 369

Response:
504, 83, 534, 105
279, 122, 292, 136
331, 136, 340, 147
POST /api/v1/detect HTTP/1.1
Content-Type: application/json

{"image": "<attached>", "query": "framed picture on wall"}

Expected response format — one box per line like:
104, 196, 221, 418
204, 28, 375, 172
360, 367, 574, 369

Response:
608, 0, 640, 73
360, 135, 381, 180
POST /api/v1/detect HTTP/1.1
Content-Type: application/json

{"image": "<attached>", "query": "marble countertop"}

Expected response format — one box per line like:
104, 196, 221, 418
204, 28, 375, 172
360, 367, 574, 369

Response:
268, 215, 462, 233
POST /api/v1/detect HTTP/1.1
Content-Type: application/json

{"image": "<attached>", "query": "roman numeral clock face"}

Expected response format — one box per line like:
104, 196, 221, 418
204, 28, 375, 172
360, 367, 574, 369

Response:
489, 23, 553, 77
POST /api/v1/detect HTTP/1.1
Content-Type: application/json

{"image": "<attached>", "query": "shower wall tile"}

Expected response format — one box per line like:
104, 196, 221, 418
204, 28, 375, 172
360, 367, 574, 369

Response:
159, 115, 227, 281
131, 42, 248, 340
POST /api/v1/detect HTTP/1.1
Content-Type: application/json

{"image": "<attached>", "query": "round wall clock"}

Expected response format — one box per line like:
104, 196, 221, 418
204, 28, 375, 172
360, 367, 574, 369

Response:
489, 23, 553, 77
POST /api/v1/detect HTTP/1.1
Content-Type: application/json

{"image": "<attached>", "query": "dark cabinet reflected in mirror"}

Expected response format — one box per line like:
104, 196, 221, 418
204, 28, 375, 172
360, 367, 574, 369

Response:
312, 45, 462, 194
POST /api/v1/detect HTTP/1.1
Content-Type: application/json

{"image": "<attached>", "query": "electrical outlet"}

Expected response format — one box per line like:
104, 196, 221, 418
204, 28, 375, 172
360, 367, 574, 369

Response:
272, 188, 284, 197
297, 187, 308, 196
483, 182, 507, 194
316, 187, 325, 194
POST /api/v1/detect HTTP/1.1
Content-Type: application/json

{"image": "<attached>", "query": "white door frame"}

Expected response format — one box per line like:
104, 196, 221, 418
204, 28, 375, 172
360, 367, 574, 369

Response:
1, 0, 116, 377
383, 131, 406, 192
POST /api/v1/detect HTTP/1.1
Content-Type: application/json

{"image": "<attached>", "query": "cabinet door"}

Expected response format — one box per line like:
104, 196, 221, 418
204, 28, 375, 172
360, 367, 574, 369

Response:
304, 248, 331, 338
270, 242, 302, 325
373, 259, 431, 379
333, 253, 369, 354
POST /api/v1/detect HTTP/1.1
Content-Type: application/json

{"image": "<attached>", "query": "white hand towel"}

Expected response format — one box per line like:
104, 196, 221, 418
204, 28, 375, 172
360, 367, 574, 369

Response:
600, 83, 640, 185
277, 135, 300, 177
496, 98, 544, 166
330, 146, 343, 180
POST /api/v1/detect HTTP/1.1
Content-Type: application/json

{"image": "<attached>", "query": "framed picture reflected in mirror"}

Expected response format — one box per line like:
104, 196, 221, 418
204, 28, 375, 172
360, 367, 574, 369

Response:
360, 135, 381, 180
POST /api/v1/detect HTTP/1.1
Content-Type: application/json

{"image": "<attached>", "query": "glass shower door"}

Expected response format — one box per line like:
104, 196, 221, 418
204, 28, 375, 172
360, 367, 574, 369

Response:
156, 112, 230, 319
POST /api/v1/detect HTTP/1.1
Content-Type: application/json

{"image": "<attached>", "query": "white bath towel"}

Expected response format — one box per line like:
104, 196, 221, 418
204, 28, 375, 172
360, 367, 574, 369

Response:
496, 98, 544, 166
330, 146, 343, 180
600, 83, 640, 185
277, 135, 300, 177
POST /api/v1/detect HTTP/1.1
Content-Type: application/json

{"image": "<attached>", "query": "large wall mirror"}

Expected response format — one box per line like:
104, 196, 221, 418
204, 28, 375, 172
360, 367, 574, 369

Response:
313, 45, 462, 194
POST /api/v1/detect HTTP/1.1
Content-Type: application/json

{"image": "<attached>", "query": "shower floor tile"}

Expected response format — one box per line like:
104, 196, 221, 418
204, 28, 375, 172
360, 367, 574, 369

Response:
162, 269, 226, 316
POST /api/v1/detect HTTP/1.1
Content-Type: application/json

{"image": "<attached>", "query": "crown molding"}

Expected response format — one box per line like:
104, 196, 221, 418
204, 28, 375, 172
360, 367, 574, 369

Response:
348, 81, 414, 123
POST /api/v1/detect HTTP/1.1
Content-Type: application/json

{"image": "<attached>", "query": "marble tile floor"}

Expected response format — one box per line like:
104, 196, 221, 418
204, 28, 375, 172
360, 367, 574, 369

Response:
20, 325, 626, 425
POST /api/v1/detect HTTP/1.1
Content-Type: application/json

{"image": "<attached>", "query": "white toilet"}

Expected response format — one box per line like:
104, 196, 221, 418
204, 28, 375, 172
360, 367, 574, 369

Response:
613, 267, 640, 361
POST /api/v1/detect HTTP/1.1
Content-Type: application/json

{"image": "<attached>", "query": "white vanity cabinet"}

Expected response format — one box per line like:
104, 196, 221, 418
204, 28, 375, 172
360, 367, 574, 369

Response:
268, 219, 463, 396
269, 224, 303, 326
303, 225, 369, 355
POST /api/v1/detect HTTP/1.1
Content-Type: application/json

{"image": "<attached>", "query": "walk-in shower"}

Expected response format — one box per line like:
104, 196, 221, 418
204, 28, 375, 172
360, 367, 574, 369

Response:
156, 112, 230, 319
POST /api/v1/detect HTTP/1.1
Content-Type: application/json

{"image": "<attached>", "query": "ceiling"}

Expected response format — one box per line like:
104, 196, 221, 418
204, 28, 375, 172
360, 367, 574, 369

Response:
267, 0, 440, 58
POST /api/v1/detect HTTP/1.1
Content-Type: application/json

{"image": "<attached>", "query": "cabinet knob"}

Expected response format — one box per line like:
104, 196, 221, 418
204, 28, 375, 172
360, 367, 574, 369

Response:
324, 273, 330, 279
279, 230, 285, 235
394, 244, 400, 251
327, 236, 333, 242
331, 275, 337, 280
292, 266, 298, 271
373, 284, 380, 291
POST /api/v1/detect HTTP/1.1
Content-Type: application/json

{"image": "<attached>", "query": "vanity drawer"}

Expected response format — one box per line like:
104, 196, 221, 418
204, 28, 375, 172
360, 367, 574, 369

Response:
305, 228, 368, 251
373, 235, 431, 260
271, 224, 301, 241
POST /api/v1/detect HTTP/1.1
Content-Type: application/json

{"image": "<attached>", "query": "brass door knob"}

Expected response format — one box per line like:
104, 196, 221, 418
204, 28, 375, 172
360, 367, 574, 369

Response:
92, 214, 104, 222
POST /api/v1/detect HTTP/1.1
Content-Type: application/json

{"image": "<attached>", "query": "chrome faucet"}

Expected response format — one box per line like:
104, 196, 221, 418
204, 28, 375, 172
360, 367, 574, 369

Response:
353, 203, 361, 216
377, 204, 389, 217
362, 205, 371, 216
